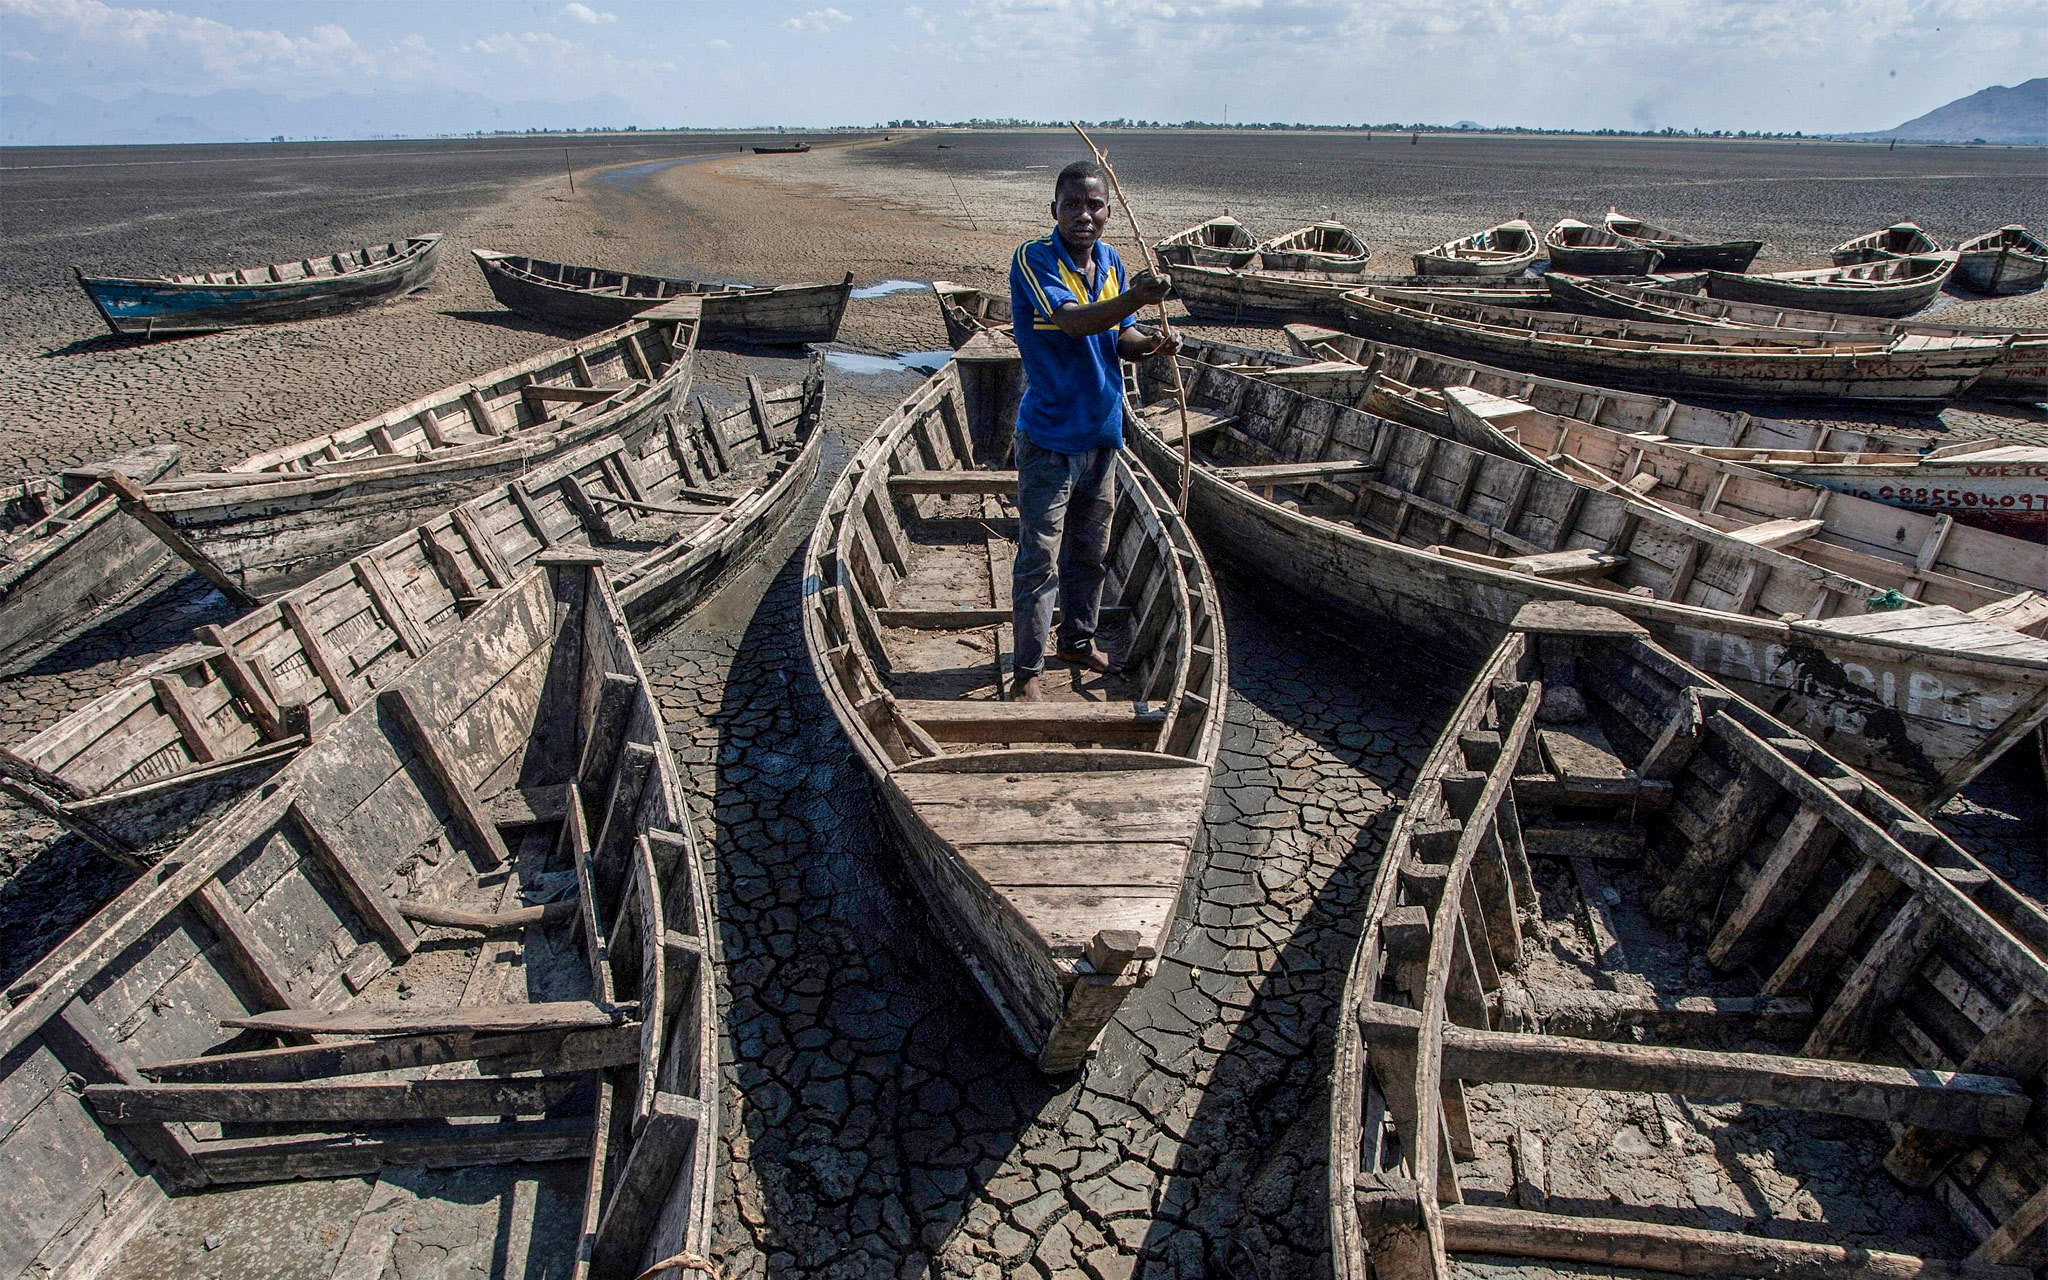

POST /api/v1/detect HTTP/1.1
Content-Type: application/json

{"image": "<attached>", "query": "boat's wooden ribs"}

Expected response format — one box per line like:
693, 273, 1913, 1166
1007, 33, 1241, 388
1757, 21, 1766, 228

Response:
1333, 603, 2048, 1279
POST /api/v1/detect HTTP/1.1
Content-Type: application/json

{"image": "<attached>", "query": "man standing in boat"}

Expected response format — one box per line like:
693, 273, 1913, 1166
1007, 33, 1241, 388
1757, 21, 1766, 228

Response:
1008, 161, 1177, 703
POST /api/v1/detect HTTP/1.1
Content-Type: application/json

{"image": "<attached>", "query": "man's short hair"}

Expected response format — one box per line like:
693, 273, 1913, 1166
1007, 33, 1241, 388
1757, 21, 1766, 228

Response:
1054, 160, 1106, 199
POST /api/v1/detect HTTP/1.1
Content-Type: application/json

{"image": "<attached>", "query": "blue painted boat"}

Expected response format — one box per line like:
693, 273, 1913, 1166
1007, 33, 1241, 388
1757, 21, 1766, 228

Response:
75, 234, 441, 338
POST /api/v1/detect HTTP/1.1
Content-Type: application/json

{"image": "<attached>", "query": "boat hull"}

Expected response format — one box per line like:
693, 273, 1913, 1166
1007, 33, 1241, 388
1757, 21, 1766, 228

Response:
477, 252, 852, 344
1125, 398, 2048, 807
1338, 293, 1998, 405
1743, 458, 2048, 542
1631, 240, 1762, 272
1544, 276, 2048, 402
1545, 245, 1662, 276
1706, 263, 1951, 318
76, 237, 441, 337
1957, 246, 2048, 295
0, 445, 182, 671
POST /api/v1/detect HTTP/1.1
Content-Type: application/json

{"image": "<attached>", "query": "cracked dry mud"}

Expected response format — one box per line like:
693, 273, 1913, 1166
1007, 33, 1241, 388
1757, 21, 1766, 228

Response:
1, 134, 2043, 1280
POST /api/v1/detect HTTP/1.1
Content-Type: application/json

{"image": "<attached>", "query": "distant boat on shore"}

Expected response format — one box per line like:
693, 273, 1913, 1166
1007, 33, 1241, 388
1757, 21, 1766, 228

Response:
74, 234, 441, 338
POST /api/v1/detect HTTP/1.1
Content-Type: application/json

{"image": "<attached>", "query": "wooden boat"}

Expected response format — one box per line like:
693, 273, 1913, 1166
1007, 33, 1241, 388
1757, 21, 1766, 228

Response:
751, 140, 811, 153
1542, 274, 2048, 403
112, 305, 703, 604
931, 279, 1010, 348
800, 344, 1226, 1072
1280, 323, 1924, 454
1329, 598, 2048, 1280
75, 235, 441, 338
1258, 220, 1372, 274
1677, 439, 2048, 543
0, 444, 182, 672
0, 556, 720, 1280
474, 250, 852, 344
1412, 219, 1541, 276
1833, 220, 1943, 265
4, 370, 825, 864
1171, 264, 1557, 326
1124, 356, 2048, 805
1542, 218, 1662, 276
1956, 225, 2048, 295
1602, 208, 1763, 272
1441, 386, 2048, 624
1337, 289, 2005, 404
1154, 214, 1259, 269
1708, 255, 1956, 318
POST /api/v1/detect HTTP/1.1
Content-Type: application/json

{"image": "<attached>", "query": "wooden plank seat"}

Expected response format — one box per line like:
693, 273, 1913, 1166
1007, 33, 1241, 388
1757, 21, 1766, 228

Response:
895, 698, 1166, 745
1214, 460, 1380, 485
888, 469, 1020, 495
876, 605, 1130, 630
1727, 516, 1825, 548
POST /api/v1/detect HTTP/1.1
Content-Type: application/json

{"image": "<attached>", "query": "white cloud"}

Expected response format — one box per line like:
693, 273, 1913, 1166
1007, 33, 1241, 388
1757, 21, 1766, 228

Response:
465, 30, 580, 61
707, 37, 733, 49
559, 2, 616, 23
0, 0, 367, 76
782, 7, 852, 33
904, 5, 941, 33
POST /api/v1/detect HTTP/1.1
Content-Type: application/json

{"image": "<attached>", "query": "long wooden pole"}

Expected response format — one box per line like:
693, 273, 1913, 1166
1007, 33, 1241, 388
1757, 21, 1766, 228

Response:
1069, 123, 1194, 512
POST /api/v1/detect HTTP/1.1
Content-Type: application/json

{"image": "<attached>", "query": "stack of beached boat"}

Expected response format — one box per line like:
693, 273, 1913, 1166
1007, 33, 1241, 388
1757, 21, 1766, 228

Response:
105, 305, 704, 606
1603, 209, 1763, 272
800, 340, 1226, 1073
1708, 254, 1958, 318
1544, 275, 2048, 402
1413, 219, 1543, 276
4, 368, 824, 864
1127, 352, 2048, 805
1329, 598, 2048, 1280
474, 250, 853, 344
1155, 214, 1259, 268
1833, 221, 1943, 264
931, 279, 1012, 346
0, 557, 721, 1279
1337, 289, 2008, 404
1543, 218, 1662, 276
1258, 221, 1372, 273
75, 235, 443, 338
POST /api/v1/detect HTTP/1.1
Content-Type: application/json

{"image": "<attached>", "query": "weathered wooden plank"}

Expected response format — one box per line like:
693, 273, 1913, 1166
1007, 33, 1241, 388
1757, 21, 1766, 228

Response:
887, 470, 1019, 496
1357, 1005, 2027, 1135
222, 999, 633, 1037
87, 1076, 583, 1124
190, 1115, 595, 1184
1440, 1204, 2025, 1279
396, 897, 578, 934
897, 699, 1166, 745
588, 1092, 707, 1276
138, 1022, 638, 1084
378, 686, 514, 867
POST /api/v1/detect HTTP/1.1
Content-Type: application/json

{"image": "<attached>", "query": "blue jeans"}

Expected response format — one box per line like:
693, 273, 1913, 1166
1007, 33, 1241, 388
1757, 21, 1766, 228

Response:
1011, 431, 1116, 678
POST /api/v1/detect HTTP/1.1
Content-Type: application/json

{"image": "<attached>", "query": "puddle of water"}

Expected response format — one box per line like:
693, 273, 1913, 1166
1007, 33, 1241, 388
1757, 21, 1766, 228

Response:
593, 152, 733, 188
850, 278, 931, 299
822, 349, 953, 376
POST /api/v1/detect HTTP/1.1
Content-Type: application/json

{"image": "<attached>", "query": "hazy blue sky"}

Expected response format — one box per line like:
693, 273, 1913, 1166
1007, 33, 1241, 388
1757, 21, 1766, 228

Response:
3, 0, 2042, 135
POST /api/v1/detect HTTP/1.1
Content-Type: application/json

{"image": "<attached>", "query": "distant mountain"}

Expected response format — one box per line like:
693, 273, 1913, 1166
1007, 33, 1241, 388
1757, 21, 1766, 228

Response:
1847, 78, 2047, 144
0, 88, 642, 146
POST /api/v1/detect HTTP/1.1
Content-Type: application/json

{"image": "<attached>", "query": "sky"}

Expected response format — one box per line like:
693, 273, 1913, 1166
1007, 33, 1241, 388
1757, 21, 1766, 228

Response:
2, 0, 2043, 138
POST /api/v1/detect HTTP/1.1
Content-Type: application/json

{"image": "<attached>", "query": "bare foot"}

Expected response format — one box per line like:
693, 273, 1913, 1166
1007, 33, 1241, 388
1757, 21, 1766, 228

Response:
1056, 645, 1117, 675
1010, 673, 1045, 702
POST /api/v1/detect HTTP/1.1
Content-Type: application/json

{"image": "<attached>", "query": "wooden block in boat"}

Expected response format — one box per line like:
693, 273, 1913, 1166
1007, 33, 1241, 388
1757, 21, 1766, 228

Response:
1212, 460, 1379, 484
485, 783, 572, 828
86, 1075, 584, 1125
1528, 989, 1812, 1039
894, 766, 1210, 846
886, 470, 1019, 496
1727, 516, 1825, 548
1509, 600, 1648, 638
1501, 548, 1629, 580
895, 698, 1166, 745
1970, 591, 2048, 632
221, 998, 634, 1037
1538, 725, 1631, 783
1521, 818, 1644, 862
190, 1114, 596, 1185
395, 897, 578, 934
1438, 1204, 2029, 1280
1513, 772, 1672, 811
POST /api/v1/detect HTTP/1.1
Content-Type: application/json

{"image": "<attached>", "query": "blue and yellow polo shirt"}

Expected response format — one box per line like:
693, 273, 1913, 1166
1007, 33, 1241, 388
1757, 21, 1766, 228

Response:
1010, 229, 1136, 454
